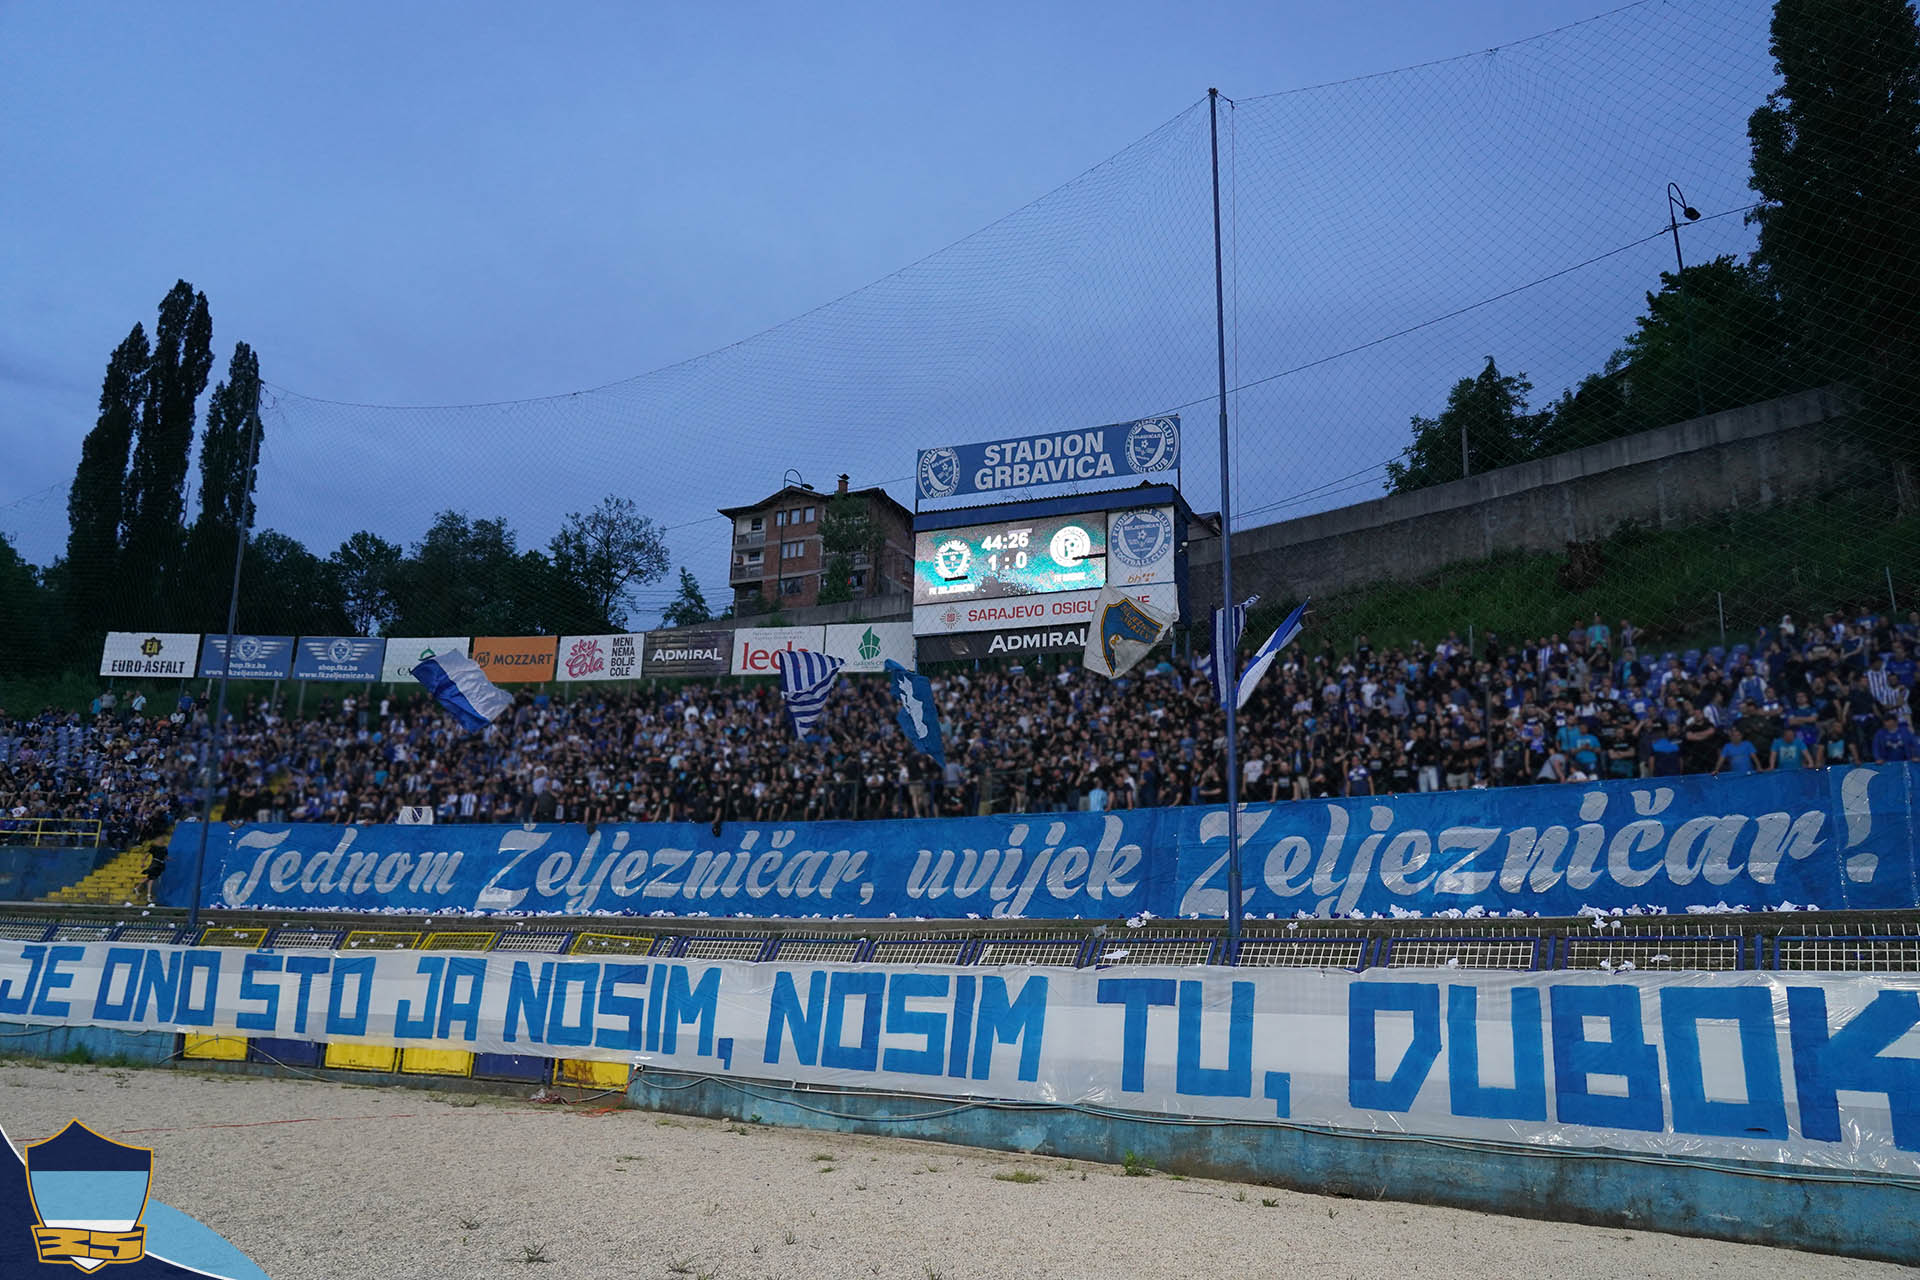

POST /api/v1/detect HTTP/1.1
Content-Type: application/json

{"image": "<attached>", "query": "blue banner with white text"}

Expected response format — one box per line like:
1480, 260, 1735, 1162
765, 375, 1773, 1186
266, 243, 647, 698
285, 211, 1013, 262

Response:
163, 765, 1920, 920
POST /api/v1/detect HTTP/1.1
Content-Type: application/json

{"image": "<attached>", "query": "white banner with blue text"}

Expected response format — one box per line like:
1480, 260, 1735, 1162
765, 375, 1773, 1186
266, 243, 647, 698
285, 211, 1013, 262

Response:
2, 942, 1914, 1176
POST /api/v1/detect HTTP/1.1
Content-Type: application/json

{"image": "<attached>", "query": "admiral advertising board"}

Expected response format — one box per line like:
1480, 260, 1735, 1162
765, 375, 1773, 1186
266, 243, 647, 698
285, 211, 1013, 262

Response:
917, 623, 1089, 661
914, 580, 1179, 637
915, 415, 1179, 502
644, 628, 732, 677
379, 636, 468, 684
99, 632, 198, 678
291, 636, 384, 682
556, 632, 645, 681
471, 634, 557, 683
196, 634, 295, 680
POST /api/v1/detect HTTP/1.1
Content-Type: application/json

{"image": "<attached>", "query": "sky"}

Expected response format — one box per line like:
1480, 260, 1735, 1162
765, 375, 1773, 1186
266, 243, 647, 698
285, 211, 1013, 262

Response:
0, 1, 1779, 624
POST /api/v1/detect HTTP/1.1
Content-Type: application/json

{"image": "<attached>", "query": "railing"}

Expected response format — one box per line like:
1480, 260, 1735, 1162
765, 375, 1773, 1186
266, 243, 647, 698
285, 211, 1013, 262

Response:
734, 530, 766, 548
0, 818, 102, 848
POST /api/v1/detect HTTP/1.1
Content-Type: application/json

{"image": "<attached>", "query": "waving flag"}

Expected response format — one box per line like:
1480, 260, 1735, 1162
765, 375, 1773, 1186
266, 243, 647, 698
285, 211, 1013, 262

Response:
411, 649, 512, 731
885, 658, 945, 767
1234, 599, 1310, 710
1082, 585, 1175, 679
776, 648, 846, 739
1196, 594, 1259, 703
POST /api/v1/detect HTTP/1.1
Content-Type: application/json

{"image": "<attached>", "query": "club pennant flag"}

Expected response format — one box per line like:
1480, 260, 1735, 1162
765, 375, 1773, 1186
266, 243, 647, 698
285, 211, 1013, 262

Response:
411, 649, 513, 731
1235, 598, 1310, 711
1082, 585, 1175, 680
776, 648, 846, 739
885, 658, 945, 767
1197, 594, 1260, 704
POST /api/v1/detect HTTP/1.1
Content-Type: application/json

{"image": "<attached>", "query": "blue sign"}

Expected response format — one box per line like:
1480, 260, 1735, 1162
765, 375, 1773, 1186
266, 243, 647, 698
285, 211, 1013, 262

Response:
197, 634, 295, 680
290, 636, 384, 682
162, 765, 1920, 921
916, 415, 1179, 502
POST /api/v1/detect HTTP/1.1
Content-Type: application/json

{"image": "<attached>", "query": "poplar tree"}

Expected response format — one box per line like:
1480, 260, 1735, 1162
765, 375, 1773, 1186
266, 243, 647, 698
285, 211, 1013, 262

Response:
64, 323, 149, 643
120, 280, 213, 624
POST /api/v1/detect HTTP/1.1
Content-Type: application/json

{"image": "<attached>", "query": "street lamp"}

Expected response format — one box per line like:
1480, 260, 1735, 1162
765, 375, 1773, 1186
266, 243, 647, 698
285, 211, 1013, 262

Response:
1666, 183, 1706, 417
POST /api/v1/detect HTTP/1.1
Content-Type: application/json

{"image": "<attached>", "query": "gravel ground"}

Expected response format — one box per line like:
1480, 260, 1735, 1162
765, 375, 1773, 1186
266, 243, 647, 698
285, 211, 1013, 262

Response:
1, 1061, 1912, 1280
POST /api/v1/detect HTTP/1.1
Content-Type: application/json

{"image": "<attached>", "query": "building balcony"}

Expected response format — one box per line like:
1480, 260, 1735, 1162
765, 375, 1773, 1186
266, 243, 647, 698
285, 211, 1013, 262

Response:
734, 530, 766, 548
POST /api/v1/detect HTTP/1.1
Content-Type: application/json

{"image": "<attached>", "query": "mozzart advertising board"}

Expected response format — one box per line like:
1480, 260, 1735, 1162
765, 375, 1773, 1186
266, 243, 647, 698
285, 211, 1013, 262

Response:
3, 943, 1915, 1176
916, 415, 1180, 502
164, 765, 1920, 921
471, 635, 557, 683
99, 632, 198, 678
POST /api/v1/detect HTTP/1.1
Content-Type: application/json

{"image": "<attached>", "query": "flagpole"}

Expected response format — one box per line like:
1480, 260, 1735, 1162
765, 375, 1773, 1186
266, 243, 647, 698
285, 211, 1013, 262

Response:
1209, 88, 1246, 964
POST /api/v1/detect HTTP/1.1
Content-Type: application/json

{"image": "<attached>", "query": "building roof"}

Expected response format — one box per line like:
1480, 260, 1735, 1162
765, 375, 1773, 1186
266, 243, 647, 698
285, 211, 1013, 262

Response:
717, 482, 912, 523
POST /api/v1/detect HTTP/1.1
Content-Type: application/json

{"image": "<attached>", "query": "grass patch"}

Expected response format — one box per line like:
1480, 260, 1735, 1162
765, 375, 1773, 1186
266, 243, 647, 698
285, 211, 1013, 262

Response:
993, 1170, 1045, 1184
1121, 1150, 1154, 1178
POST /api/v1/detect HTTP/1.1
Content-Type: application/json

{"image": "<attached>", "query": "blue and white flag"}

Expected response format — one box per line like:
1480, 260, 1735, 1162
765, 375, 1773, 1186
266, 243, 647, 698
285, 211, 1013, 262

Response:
1082, 584, 1175, 679
1197, 594, 1259, 703
411, 649, 513, 731
776, 648, 846, 739
884, 658, 945, 767
1234, 599, 1310, 711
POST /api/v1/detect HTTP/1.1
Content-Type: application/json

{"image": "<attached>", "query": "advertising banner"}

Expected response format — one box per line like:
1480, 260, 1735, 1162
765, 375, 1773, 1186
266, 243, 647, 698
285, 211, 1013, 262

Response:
291, 636, 385, 682
1105, 505, 1177, 587
822, 621, 915, 673
916, 415, 1180, 502
916, 625, 1089, 661
556, 633, 645, 682
165, 765, 1920, 921
643, 629, 732, 678
98, 632, 198, 678
730, 626, 827, 676
196, 634, 295, 680
471, 635, 558, 683
5, 942, 1915, 1176
914, 581, 1178, 637
379, 636, 468, 685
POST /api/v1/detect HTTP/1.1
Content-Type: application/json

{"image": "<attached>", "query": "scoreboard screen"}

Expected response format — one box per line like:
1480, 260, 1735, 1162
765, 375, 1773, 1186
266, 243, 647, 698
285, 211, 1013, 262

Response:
912, 515, 1106, 606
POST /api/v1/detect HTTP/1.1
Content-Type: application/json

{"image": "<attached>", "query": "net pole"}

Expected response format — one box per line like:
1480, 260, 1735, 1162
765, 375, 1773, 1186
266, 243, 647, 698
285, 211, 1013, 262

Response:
1210, 87, 1246, 964
186, 401, 262, 930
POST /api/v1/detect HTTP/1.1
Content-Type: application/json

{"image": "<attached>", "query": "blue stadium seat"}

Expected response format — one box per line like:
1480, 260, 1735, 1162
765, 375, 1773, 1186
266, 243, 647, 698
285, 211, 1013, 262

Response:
1683, 649, 1701, 672
1707, 645, 1725, 665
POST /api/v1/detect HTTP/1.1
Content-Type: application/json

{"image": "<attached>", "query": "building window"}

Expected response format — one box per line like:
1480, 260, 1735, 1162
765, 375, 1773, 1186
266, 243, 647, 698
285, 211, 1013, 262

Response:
803, 506, 816, 523
780, 577, 805, 597
776, 510, 788, 527
745, 549, 763, 565
747, 516, 763, 533
782, 541, 804, 559
848, 570, 867, 593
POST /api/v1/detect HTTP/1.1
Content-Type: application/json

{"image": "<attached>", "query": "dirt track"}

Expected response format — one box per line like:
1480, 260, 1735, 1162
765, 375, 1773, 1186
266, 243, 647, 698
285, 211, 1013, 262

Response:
2, 1061, 1913, 1280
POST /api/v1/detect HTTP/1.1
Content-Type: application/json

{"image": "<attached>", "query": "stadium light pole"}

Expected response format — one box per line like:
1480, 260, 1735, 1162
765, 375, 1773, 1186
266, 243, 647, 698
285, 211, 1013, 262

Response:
1209, 88, 1246, 964
185, 398, 264, 929
1665, 183, 1706, 418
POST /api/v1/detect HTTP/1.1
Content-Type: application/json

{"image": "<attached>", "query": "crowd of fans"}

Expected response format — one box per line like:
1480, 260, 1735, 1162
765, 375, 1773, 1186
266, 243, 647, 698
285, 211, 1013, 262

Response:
3, 605, 1916, 844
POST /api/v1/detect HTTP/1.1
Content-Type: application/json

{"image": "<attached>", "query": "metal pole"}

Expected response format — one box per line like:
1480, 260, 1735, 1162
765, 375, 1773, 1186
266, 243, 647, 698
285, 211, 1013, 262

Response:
1210, 88, 1246, 964
186, 400, 262, 929
1667, 184, 1706, 419
1460, 421, 1470, 480
1889, 566, 1899, 615
1717, 591, 1726, 646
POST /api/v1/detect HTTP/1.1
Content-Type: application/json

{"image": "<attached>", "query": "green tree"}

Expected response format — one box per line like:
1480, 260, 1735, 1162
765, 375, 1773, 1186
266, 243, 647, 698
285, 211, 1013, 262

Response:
1385, 357, 1544, 494
815, 491, 885, 605
236, 531, 350, 635
183, 342, 264, 625
391, 511, 566, 635
1748, 0, 1920, 484
64, 324, 148, 645
0, 534, 57, 676
120, 281, 213, 624
1539, 258, 1806, 453
548, 495, 670, 630
660, 567, 712, 627
328, 531, 403, 635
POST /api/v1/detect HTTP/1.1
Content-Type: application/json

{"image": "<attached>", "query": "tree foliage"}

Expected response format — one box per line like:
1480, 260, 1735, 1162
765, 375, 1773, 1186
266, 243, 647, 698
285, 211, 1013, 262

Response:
1386, 358, 1543, 493
183, 342, 265, 625
1748, 0, 1920, 461
64, 324, 148, 646
329, 531, 403, 635
120, 281, 213, 625
815, 491, 885, 605
660, 567, 712, 628
548, 495, 670, 630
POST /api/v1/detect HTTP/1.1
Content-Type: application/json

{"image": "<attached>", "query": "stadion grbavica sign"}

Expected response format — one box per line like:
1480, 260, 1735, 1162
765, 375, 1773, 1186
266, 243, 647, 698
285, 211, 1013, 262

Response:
916, 415, 1180, 502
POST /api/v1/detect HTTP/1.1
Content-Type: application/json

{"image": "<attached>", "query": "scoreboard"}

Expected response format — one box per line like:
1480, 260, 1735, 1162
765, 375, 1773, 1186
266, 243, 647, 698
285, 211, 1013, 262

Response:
912, 514, 1106, 606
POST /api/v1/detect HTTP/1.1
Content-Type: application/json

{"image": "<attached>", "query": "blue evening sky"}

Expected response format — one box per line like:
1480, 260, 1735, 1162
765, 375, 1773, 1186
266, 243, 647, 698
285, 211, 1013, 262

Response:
0, 2, 1775, 620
